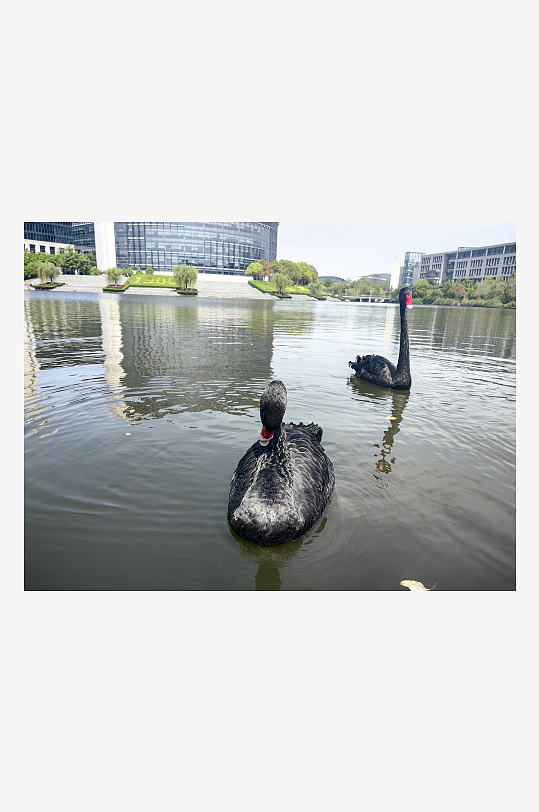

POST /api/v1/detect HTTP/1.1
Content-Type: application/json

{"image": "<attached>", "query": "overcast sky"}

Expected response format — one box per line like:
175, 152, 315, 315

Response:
276, 222, 517, 279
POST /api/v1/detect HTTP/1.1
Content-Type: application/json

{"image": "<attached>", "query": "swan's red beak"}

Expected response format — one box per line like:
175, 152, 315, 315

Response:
259, 425, 274, 446
405, 294, 413, 309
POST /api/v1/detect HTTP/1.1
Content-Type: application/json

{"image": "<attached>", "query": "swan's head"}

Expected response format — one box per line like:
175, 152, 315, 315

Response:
259, 380, 287, 446
400, 286, 413, 309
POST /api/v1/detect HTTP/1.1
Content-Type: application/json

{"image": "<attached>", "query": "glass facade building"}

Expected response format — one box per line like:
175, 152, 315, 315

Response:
72, 222, 96, 255
113, 222, 279, 275
24, 222, 73, 245
401, 251, 423, 287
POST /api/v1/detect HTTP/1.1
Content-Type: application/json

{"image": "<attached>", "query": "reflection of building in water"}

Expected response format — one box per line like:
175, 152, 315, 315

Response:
99, 297, 128, 419
383, 304, 398, 348
117, 298, 276, 419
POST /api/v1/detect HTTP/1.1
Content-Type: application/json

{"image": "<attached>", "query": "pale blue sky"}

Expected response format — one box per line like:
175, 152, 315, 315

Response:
276, 222, 517, 279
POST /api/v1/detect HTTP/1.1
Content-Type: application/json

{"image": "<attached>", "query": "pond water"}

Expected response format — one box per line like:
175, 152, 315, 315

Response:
24, 292, 516, 590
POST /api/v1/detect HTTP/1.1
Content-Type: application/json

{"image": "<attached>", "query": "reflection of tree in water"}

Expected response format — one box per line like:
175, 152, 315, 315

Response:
273, 301, 316, 337
24, 297, 103, 369
347, 377, 409, 488
233, 517, 328, 590
410, 306, 515, 359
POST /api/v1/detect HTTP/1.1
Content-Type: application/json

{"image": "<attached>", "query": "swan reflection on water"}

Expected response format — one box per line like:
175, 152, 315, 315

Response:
347, 376, 410, 487
231, 517, 328, 591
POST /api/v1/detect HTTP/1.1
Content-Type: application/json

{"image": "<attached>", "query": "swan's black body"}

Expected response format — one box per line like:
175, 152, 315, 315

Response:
228, 381, 335, 546
349, 286, 413, 390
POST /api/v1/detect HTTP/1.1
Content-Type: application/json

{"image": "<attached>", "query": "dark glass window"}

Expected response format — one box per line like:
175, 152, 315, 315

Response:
29, 244, 35, 252
50, 246, 55, 254
40, 246, 46, 252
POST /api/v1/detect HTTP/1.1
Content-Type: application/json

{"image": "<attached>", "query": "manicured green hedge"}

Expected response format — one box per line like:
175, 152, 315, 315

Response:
127, 273, 177, 288
31, 282, 66, 290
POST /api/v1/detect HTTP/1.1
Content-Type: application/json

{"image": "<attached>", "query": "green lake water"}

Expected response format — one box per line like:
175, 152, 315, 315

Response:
24, 292, 516, 590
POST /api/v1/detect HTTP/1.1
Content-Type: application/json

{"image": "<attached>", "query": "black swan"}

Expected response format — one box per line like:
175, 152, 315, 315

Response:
348, 286, 413, 390
228, 380, 335, 546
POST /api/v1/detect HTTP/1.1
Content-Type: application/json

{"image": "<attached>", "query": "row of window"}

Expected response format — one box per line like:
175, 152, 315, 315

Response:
485, 257, 500, 266
448, 266, 515, 278
425, 245, 515, 264
27, 244, 66, 254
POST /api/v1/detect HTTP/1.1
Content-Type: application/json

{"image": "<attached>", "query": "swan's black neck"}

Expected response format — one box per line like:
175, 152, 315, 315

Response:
394, 299, 411, 386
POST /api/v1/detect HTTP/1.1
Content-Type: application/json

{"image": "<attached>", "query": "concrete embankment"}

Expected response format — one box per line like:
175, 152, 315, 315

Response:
25, 273, 332, 301
26, 273, 278, 300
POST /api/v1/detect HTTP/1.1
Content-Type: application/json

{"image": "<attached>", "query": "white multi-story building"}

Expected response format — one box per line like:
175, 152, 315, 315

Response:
419, 242, 516, 285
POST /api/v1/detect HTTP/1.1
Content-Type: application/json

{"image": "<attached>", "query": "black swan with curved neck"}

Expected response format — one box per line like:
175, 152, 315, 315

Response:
349, 286, 413, 390
228, 380, 335, 546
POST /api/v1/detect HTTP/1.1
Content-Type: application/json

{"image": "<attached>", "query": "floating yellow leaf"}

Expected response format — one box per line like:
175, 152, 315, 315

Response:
388, 416, 397, 420
400, 580, 436, 591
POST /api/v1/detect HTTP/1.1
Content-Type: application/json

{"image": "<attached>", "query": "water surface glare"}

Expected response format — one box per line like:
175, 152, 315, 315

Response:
24, 292, 516, 590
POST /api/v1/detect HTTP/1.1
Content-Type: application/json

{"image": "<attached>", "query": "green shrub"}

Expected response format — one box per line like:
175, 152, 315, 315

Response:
145, 267, 155, 275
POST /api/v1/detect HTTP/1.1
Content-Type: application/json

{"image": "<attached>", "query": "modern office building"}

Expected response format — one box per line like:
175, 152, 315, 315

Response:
23, 222, 74, 255
24, 222, 279, 274
391, 252, 423, 288
420, 242, 516, 285
72, 222, 96, 255
96, 222, 279, 274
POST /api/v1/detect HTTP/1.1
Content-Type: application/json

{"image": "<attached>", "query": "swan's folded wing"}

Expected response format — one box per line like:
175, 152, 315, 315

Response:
228, 441, 263, 513
355, 354, 397, 385
285, 428, 335, 508
286, 421, 323, 442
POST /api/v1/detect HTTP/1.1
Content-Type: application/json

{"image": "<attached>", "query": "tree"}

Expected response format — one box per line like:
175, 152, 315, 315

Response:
24, 249, 62, 278
296, 262, 318, 286
56, 248, 93, 275
271, 273, 291, 294
454, 284, 466, 303
145, 267, 155, 275
245, 261, 263, 277
38, 261, 60, 284
502, 274, 516, 303
123, 268, 134, 277
172, 264, 198, 290
259, 259, 273, 278
105, 267, 124, 286
334, 282, 346, 297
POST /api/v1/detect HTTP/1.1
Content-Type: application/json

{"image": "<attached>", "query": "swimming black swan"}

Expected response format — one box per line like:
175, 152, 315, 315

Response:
228, 380, 335, 546
348, 286, 413, 390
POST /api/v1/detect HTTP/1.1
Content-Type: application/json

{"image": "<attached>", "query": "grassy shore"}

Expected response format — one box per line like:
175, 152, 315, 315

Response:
248, 279, 323, 298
